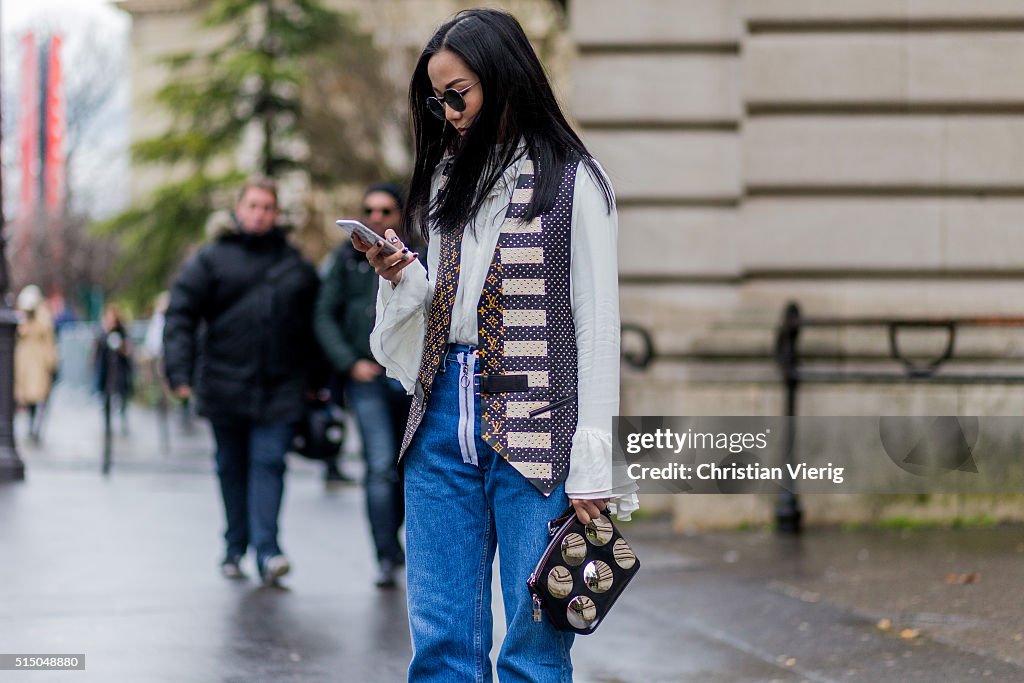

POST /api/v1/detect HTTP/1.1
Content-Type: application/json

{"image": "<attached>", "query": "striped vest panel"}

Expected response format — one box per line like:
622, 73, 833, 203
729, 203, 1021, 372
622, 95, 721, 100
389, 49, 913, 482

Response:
477, 158, 578, 495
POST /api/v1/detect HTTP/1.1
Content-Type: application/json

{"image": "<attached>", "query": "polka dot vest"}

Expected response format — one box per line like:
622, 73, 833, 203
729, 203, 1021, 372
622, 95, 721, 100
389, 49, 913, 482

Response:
399, 156, 579, 496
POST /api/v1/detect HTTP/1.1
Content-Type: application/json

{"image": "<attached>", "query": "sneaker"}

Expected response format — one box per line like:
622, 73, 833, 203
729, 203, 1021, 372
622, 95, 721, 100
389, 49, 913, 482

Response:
261, 554, 291, 585
375, 559, 398, 589
221, 555, 246, 580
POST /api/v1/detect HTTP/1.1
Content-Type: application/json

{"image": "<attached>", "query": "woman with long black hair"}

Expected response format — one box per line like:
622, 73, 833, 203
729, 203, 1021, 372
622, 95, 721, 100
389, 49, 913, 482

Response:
359, 8, 638, 681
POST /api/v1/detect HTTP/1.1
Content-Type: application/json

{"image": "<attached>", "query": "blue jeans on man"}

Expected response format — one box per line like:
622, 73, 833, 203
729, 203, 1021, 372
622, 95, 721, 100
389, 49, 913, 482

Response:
347, 375, 410, 582
211, 419, 293, 574
403, 347, 574, 683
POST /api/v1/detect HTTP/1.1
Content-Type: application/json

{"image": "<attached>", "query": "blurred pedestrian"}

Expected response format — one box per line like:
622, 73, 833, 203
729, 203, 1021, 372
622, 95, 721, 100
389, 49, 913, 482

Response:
142, 292, 168, 362
163, 176, 323, 585
48, 292, 78, 338
14, 285, 58, 444
315, 182, 413, 588
142, 291, 194, 434
93, 304, 135, 436
360, 9, 637, 680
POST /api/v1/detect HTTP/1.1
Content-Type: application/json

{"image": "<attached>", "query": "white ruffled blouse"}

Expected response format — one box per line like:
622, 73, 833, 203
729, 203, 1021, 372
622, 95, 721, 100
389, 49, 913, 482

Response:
369, 151, 638, 520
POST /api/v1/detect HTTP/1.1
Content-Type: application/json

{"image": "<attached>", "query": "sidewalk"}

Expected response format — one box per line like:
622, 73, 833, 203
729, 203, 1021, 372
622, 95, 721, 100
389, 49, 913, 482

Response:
15, 384, 216, 474
2, 391, 1022, 682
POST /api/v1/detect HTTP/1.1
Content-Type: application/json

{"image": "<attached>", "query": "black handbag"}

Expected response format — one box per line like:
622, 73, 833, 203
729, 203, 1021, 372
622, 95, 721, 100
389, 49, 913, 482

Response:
291, 400, 346, 461
526, 508, 640, 635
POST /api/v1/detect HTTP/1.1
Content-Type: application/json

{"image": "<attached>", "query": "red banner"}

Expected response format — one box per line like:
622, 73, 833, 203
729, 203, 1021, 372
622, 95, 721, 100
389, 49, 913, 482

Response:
44, 34, 65, 213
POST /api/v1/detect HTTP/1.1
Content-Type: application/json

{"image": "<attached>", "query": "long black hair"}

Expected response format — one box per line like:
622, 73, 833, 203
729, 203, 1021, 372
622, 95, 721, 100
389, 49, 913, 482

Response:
403, 8, 614, 244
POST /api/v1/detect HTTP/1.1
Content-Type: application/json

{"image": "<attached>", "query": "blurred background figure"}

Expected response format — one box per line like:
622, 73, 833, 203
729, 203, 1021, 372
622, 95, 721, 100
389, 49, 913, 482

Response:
314, 182, 413, 588
93, 304, 135, 436
142, 291, 193, 439
163, 176, 324, 585
14, 285, 59, 444
48, 292, 79, 338
142, 292, 169, 362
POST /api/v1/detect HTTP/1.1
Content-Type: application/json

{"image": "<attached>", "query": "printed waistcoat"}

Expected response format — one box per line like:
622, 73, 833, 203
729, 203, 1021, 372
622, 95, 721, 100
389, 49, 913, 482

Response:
400, 157, 579, 496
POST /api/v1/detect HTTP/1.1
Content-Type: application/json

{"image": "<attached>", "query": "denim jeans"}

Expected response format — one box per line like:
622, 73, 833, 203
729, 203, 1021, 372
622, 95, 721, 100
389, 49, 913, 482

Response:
210, 419, 293, 568
346, 375, 409, 565
404, 346, 574, 683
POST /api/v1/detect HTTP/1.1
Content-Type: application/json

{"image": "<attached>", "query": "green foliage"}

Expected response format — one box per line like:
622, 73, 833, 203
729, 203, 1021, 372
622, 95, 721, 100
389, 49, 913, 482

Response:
146, 0, 351, 176
97, 0, 395, 304
93, 171, 243, 309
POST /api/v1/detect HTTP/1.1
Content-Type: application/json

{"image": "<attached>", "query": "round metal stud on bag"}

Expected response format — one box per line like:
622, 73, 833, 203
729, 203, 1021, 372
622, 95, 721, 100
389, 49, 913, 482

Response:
526, 508, 640, 635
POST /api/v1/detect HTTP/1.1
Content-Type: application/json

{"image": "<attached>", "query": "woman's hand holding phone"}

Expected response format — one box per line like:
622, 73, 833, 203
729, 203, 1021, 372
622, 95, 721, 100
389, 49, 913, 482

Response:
352, 227, 417, 286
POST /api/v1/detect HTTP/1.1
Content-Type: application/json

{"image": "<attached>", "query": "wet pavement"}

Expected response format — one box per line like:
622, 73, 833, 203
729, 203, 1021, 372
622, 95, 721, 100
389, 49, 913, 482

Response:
595, 523, 1024, 682
2, 387, 1023, 682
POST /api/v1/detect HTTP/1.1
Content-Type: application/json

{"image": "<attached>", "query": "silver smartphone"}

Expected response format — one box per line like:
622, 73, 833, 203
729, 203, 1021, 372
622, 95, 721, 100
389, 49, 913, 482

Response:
335, 219, 399, 255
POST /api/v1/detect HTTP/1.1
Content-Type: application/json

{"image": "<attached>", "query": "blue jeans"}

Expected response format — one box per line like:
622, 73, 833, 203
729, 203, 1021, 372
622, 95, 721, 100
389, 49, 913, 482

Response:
404, 346, 574, 683
347, 375, 409, 565
210, 419, 293, 568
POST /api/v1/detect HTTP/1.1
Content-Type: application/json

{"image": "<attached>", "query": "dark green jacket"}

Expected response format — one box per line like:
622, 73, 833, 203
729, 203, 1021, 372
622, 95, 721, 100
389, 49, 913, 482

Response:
313, 243, 379, 376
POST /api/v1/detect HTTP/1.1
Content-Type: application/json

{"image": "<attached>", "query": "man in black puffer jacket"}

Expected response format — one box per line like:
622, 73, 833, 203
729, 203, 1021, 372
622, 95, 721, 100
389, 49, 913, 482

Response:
164, 176, 322, 585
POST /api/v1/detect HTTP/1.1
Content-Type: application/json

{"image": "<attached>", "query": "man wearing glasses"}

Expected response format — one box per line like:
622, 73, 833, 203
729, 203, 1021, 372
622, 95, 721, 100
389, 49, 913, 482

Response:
314, 182, 415, 588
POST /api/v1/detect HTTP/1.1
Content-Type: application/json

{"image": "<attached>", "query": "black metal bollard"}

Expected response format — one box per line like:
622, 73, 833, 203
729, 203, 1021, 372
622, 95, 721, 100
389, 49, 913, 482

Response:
774, 302, 803, 534
0, 304, 23, 481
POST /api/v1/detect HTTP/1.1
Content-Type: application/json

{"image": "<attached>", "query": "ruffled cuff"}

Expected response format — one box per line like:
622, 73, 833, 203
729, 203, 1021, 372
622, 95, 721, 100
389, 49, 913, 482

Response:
605, 493, 640, 522
377, 261, 427, 317
565, 427, 640, 521
370, 263, 428, 394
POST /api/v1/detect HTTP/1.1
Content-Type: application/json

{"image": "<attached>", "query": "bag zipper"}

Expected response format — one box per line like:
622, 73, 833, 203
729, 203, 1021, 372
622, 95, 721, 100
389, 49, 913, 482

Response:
526, 508, 578, 623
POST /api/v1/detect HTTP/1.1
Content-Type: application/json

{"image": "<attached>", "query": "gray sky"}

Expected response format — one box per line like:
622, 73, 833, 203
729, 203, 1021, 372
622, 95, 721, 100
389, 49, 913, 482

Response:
2, 0, 132, 219
3, 0, 127, 32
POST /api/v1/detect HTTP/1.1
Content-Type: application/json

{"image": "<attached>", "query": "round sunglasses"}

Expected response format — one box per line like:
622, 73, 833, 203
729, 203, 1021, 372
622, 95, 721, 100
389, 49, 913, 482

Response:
425, 82, 478, 121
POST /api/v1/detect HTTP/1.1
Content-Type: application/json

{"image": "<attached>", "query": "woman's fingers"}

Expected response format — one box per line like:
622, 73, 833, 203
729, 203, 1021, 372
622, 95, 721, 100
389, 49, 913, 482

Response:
570, 498, 608, 525
383, 229, 404, 251
380, 256, 415, 284
367, 234, 417, 285
351, 232, 373, 252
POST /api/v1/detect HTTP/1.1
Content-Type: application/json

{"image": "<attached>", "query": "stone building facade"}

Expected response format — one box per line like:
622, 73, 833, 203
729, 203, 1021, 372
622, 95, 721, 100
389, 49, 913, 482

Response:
119, 0, 1024, 526
570, 0, 1024, 527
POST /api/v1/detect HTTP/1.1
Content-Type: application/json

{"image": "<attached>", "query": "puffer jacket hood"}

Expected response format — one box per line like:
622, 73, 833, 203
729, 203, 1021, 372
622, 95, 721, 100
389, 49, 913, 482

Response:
204, 210, 239, 241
